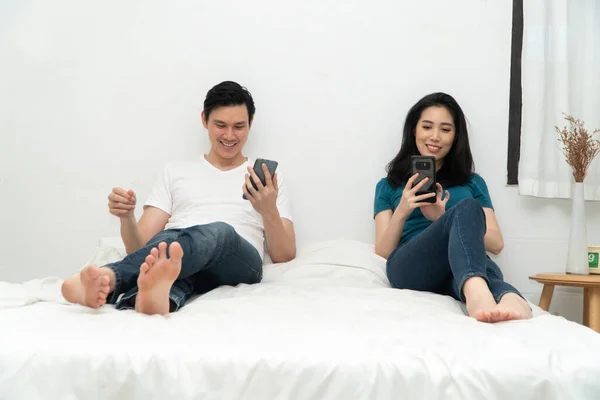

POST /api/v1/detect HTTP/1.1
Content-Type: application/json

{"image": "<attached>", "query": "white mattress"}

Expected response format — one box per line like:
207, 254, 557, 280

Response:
1, 239, 600, 400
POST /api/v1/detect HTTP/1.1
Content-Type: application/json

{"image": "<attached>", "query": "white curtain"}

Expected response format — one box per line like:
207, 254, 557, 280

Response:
518, 0, 600, 200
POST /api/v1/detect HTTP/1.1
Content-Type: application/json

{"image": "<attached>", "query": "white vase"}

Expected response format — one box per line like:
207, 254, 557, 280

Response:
566, 182, 589, 275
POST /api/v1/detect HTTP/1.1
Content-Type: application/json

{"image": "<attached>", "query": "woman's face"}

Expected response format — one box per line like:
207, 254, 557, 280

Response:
414, 106, 456, 169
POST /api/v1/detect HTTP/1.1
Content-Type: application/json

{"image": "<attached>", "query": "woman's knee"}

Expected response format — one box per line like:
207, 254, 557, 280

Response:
455, 198, 481, 212
451, 198, 485, 225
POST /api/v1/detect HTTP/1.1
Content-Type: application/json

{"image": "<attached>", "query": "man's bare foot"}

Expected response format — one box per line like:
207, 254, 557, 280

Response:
61, 265, 113, 308
135, 241, 183, 316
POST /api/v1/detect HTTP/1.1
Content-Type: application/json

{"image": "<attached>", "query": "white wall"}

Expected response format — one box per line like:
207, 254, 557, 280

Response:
1, 0, 598, 324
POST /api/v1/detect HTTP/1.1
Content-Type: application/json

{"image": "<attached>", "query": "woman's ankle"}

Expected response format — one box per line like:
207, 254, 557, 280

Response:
463, 276, 491, 300
463, 276, 496, 316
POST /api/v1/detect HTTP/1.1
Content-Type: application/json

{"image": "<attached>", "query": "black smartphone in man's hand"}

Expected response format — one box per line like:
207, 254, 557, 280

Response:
243, 158, 278, 200
410, 155, 437, 203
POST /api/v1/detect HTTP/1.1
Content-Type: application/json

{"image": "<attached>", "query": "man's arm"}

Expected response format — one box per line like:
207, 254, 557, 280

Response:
120, 206, 170, 254
263, 213, 296, 263
109, 164, 172, 254
243, 164, 296, 263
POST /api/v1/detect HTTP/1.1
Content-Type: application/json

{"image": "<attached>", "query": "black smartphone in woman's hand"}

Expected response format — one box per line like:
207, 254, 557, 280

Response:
410, 155, 437, 203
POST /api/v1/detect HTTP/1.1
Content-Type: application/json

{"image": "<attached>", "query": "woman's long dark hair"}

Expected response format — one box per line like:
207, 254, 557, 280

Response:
386, 92, 474, 188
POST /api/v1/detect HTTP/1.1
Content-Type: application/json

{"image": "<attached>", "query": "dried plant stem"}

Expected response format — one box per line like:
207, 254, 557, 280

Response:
556, 114, 600, 183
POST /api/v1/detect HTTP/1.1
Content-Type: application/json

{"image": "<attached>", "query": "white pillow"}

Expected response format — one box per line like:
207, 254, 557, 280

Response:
86, 237, 274, 266
85, 237, 127, 267
263, 240, 391, 289
86, 238, 390, 288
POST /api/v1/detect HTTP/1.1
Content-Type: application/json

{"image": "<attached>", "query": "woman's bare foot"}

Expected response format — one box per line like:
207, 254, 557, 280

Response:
463, 276, 497, 321
61, 265, 114, 308
481, 293, 533, 322
464, 276, 533, 323
135, 241, 183, 316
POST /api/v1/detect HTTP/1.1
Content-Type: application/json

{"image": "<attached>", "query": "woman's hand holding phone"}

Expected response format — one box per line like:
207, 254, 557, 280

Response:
394, 173, 436, 220
420, 182, 450, 222
395, 173, 449, 221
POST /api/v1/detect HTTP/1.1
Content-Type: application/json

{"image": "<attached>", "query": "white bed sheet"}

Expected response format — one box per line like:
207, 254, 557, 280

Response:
1, 239, 600, 400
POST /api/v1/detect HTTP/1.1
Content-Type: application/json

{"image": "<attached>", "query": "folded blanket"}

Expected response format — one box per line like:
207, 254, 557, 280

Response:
0, 277, 66, 309
0, 237, 127, 309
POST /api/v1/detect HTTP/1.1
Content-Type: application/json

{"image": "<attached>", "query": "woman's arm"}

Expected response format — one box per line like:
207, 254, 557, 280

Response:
375, 210, 408, 259
374, 174, 436, 259
483, 207, 504, 255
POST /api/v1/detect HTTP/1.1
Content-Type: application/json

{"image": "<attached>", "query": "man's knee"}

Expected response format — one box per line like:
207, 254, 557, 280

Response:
209, 221, 238, 242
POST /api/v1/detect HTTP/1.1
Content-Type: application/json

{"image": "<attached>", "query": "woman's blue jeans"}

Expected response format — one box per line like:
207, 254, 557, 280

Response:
386, 199, 523, 303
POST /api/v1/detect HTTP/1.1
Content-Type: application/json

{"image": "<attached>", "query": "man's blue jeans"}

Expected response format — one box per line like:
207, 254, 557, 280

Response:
104, 222, 262, 311
386, 198, 523, 303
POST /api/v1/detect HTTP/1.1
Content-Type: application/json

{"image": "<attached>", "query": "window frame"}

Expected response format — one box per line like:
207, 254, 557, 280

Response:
507, 0, 524, 185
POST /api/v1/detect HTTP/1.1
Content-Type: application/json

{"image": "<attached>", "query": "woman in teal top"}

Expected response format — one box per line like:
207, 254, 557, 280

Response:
374, 92, 531, 323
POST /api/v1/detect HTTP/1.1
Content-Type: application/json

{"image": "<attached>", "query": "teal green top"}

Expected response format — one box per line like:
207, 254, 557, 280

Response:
374, 173, 494, 245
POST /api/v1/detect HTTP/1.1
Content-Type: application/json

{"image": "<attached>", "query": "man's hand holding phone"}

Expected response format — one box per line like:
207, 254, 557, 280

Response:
243, 162, 279, 217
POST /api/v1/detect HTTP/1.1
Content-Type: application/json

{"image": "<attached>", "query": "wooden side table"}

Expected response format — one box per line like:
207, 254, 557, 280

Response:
529, 273, 600, 333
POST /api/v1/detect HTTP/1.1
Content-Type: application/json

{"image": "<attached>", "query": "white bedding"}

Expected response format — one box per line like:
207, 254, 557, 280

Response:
1, 239, 600, 400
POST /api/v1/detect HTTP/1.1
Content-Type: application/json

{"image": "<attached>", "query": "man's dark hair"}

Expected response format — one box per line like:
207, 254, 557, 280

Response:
203, 81, 256, 123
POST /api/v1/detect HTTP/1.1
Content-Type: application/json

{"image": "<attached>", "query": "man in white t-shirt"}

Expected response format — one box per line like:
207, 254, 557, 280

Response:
61, 81, 296, 315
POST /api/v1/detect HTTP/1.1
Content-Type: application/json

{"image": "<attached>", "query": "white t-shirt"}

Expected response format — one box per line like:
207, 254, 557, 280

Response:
144, 157, 293, 261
